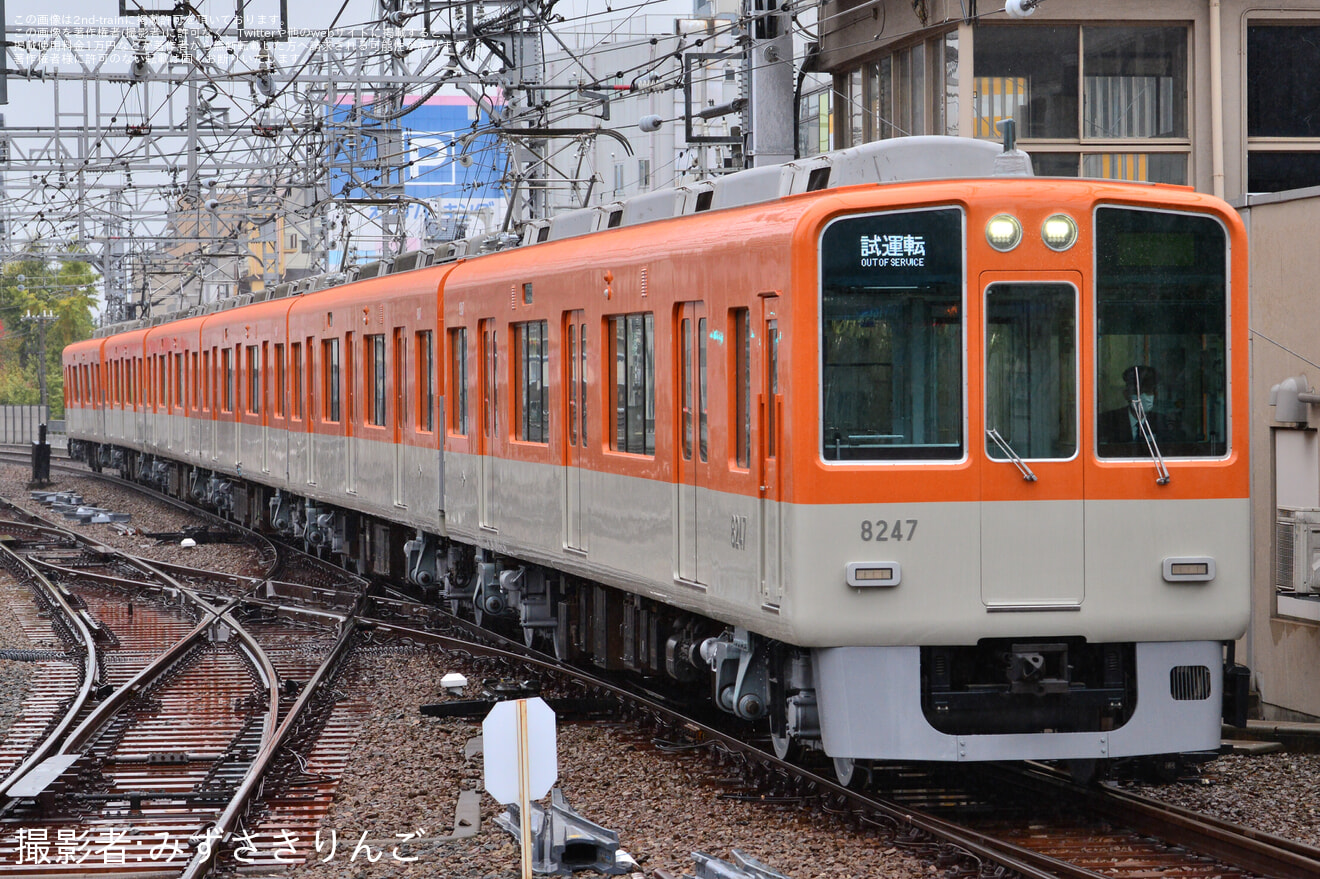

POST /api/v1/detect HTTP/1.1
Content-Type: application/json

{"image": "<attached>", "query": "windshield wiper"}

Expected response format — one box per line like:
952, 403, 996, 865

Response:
986, 428, 1037, 482
1130, 398, 1171, 485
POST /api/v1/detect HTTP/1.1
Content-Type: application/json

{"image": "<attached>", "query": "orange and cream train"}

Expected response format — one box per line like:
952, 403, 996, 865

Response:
63, 138, 1249, 781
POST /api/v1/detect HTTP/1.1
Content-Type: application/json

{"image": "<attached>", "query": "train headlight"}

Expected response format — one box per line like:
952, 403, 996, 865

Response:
985, 214, 1022, 251
1042, 213, 1079, 251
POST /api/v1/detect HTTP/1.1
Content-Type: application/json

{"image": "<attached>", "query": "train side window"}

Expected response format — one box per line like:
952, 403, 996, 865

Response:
323, 338, 341, 422
367, 333, 386, 427
733, 308, 751, 468
291, 343, 302, 420
448, 328, 466, 435
515, 320, 549, 443
609, 312, 655, 455
247, 345, 261, 415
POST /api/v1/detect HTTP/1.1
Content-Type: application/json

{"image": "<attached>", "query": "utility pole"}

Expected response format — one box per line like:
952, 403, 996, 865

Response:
21, 309, 57, 420
744, 0, 796, 167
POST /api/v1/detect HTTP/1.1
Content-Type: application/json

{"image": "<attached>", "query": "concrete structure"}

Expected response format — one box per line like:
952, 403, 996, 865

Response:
816, 0, 1320, 720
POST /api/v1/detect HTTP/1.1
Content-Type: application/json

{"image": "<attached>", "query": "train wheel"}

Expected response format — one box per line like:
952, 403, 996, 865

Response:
769, 730, 801, 763
832, 757, 869, 790
523, 626, 537, 649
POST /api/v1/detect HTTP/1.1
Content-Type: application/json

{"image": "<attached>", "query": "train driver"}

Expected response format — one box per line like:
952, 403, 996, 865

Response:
1098, 365, 1180, 448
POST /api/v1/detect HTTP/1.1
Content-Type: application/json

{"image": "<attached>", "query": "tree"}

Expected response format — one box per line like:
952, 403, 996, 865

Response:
0, 254, 100, 419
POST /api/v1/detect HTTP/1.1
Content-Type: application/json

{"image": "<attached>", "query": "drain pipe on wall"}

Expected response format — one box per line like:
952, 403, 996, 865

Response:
1210, 0, 1225, 199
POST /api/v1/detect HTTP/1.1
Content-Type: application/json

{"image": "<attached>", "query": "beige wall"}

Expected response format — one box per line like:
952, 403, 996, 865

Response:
1241, 192, 1320, 718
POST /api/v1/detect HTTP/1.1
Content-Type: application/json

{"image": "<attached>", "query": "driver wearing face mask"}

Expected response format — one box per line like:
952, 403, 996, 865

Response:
1099, 365, 1178, 446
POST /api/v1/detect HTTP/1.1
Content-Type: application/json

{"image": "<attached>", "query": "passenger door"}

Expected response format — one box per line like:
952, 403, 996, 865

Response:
759, 307, 783, 606
675, 302, 707, 585
979, 273, 1084, 609
563, 311, 588, 552
478, 319, 498, 531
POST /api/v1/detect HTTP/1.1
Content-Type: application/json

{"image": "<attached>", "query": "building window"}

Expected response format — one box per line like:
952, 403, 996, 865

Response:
973, 25, 1188, 183
609, 313, 655, 455
449, 328, 466, 435
246, 345, 261, 414
323, 338, 340, 422
366, 334, 386, 426
613, 162, 625, 195
1248, 24, 1320, 192
638, 159, 651, 190
842, 32, 958, 147
516, 320, 549, 443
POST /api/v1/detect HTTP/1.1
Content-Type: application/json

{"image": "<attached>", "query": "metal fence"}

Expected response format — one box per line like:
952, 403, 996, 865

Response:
0, 406, 50, 443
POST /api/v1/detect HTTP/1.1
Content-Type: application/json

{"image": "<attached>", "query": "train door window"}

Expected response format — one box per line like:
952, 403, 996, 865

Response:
202, 352, 210, 412
483, 323, 498, 439
274, 344, 285, 418
447, 329, 464, 435
222, 349, 234, 413
367, 334, 386, 427
190, 353, 198, 411
174, 353, 184, 411
417, 330, 434, 433
767, 319, 779, 457
392, 329, 406, 435
516, 320, 549, 443
578, 321, 587, 445
984, 283, 1077, 460
733, 308, 751, 468
1095, 207, 1228, 458
609, 312, 655, 455
344, 333, 355, 425
290, 343, 302, 420
819, 207, 964, 461
246, 345, 261, 415
698, 317, 708, 462
568, 324, 579, 446
681, 318, 693, 460
323, 338, 340, 422
158, 355, 166, 408
304, 339, 314, 422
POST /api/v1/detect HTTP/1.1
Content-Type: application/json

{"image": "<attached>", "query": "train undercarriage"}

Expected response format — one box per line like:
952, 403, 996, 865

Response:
71, 442, 1248, 786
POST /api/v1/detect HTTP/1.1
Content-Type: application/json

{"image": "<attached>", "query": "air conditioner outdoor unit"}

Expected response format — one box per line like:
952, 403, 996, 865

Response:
1276, 507, 1320, 594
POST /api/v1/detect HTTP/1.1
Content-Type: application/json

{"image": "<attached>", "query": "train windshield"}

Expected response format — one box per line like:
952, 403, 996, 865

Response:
1095, 207, 1228, 458
819, 207, 964, 461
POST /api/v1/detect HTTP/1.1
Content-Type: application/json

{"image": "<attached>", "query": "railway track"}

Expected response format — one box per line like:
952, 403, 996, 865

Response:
1, 450, 1318, 879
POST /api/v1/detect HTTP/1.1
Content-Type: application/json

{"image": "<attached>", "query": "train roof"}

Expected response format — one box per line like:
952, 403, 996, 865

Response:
94, 136, 1028, 338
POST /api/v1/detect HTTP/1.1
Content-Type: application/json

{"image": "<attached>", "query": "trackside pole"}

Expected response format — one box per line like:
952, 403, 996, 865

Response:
517, 699, 532, 879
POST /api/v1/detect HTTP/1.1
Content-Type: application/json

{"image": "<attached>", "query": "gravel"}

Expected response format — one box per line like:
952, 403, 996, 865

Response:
0, 464, 266, 576
1119, 752, 1320, 847
278, 650, 929, 879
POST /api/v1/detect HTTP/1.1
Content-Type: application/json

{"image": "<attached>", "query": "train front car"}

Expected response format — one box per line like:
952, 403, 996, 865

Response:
765, 178, 1249, 776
